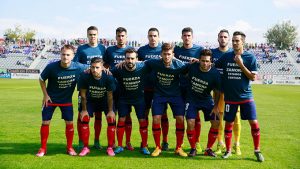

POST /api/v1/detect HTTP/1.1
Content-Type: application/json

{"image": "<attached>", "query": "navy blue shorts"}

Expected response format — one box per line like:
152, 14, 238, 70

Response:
113, 90, 120, 113
144, 90, 168, 113
79, 101, 109, 117
152, 96, 184, 117
144, 90, 154, 109
180, 86, 188, 102
42, 103, 74, 121
185, 101, 217, 121
118, 101, 146, 119
224, 101, 257, 122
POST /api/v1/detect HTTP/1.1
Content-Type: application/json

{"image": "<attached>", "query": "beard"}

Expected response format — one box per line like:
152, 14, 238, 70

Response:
92, 72, 100, 78
126, 63, 135, 70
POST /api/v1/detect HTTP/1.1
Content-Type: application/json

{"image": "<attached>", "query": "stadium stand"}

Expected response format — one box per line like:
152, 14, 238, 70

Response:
0, 43, 44, 69
247, 47, 300, 75
1, 40, 300, 77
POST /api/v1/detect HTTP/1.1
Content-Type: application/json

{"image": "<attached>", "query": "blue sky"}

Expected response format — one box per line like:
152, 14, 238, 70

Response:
1, 0, 299, 44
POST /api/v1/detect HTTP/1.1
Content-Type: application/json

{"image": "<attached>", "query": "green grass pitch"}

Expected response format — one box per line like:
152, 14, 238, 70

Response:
0, 79, 299, 169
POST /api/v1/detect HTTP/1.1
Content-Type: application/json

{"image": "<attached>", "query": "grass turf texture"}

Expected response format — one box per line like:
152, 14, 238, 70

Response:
0, 79, 299, 169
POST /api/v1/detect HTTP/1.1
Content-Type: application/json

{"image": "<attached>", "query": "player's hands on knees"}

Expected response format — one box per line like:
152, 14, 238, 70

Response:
42, 95, 52, 107
80, 111, 89, 122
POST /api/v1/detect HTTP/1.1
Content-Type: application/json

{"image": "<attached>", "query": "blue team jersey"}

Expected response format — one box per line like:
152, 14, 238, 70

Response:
104, 45, 133, 69
77, 72, 115, 102
40, 61, 87, 103
138, 44, 161, 60
211, 48, 234, 80
186, 63, 221, 103
111, 62, 149, 104
214, 51, 258, 102
211, 48, 233, 63
174, 44, 203, 63
174, 44, 203, 87
73, 44, 106, 65
145, 59, 188, 97
137, 44, 161, 89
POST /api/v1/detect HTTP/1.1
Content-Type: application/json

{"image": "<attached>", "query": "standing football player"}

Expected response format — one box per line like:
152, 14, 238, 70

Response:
104, 27, 134, 150
214, 31, 264, 162
137, 28, 169, 151
174, 27, 203, 152
211, 29, 242, 155
74, 26, 106, 151
36, 45, 87, 157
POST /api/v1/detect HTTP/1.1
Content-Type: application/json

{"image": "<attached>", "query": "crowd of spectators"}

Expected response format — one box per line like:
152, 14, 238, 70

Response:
0, 39, 45, 59
1, 38, 300, 69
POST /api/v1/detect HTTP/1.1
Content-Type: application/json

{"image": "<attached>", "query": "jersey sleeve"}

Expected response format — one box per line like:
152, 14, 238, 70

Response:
199, 46, 204, 53
103, 48, 112, 68
77, 62, 88, 72
110, 67, 118, 78
181, 62, 190, 74
106, 75, 116, 92
174, 59, 189, 73
73, 46, 82, 62
137, 61, 149, 74
40, 64, 51, 81
137, 48, 144, 61
249, 55, 258, 73
144, 59, 154, 70
214, 70, 222, 91
214, 54, 224, 68
174, 46, 180, 59
77, 74, 88, 90
100, 45, 107, 64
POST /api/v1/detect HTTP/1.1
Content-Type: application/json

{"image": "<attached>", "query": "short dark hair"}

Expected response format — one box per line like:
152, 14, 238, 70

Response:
182, 27, 193, 35
116, 27, 127, 34
218, 29, 229, 37
233, 31, 246, 42
199, 49, 212, 61
61, 44, 75, 53
90, 57, 103, 64
87, 26, 98, 32
148, 27, 159, 36
125, 48, 137, 57
161, 43, 174, 52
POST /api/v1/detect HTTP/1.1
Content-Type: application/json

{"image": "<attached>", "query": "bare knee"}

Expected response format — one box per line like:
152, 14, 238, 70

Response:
210, 120, 220, 129
42, 120, 51, 125
153, 115, 161, 124
187, 119, 195, 130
